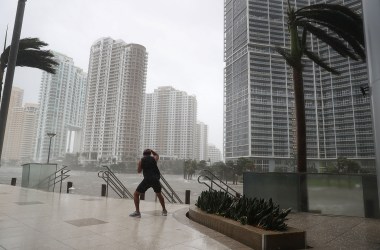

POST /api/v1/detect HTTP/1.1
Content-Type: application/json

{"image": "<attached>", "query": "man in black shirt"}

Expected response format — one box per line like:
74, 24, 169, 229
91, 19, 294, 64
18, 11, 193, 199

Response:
129, 149, 167, 218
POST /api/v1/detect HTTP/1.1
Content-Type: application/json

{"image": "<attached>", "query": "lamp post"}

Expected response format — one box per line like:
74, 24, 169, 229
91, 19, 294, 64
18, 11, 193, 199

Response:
47, 133, 56, 164
0, 0, 27, 164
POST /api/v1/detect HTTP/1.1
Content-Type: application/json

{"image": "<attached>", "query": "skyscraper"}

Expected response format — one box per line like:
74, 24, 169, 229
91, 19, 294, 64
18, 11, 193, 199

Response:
19, 103, 39, 162
224, 0, 374, 171
83, 37, 147, 163
142, 86, 197, 160
35, 52, 87, 162
196, 122, 208, 161
2, 86, 39, 163
208, 144, 223, 164
2, 86, 24, 162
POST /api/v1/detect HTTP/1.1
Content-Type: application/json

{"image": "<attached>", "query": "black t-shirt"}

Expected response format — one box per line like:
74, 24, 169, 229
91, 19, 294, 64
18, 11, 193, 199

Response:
141, 155, 160, 179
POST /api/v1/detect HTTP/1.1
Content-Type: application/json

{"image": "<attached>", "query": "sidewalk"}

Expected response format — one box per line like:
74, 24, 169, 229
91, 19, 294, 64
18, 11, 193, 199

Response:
1, 184, 380, 249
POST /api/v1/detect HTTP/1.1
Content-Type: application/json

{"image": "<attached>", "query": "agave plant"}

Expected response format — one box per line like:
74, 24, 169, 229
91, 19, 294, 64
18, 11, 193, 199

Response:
196, 190, 291, 231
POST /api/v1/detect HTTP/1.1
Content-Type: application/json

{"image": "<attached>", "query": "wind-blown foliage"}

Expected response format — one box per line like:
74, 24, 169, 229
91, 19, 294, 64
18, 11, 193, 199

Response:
276, 2, 365, 173
0, 37, 58, 101
195, 190, 291, 231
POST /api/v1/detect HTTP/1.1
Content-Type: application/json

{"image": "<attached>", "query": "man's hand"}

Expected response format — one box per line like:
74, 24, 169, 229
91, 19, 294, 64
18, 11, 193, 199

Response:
150, 149, 159, 162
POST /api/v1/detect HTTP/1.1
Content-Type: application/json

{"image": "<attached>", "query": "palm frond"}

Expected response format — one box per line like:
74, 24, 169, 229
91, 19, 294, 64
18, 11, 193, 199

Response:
301, 28, 307, 52
304, 50, 340, 75
297, 19, 365, 60
0, 37, 58, 73
275, 47, 298, 68
15, 50, 58, 74
299, 22, 359, 60
295, 9, 364, 45
297, 4, 362, 24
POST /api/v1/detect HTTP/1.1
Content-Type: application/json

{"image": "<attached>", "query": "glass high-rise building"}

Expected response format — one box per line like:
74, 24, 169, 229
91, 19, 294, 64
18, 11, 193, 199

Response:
224, 0, 374, 171
82, 37, 147, 163
35, 52, 87, 162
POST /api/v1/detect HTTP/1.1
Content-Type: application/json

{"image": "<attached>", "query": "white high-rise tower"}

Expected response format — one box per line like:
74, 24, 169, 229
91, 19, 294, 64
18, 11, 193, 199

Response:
142, 86, 197, 160
35, 52, 87, 162
83, 37, 148, 163
196, 122, 208, 161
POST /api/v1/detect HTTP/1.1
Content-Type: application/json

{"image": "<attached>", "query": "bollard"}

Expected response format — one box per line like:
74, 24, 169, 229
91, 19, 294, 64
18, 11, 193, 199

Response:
140, 193, 145, 200
67, 182, 73, 193
101, 184, 107, 197
11, 178, 16, 186
185, 190, 190, 204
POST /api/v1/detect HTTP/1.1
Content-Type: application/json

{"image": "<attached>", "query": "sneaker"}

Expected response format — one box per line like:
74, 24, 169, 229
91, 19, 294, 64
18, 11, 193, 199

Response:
129, 211, 141, 218
162, 210, 168, 216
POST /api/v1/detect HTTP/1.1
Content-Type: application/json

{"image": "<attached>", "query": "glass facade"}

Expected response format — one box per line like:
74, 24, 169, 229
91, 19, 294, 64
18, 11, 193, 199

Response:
224, 0, 375, 171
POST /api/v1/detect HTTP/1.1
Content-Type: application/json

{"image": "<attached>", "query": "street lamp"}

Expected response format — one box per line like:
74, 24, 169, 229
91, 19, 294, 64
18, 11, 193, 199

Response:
0, 0, 28, 163
47, 133, 56, 164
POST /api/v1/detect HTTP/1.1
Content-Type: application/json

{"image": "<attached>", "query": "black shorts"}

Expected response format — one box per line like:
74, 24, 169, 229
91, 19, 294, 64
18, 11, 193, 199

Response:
136, 177, 162, 193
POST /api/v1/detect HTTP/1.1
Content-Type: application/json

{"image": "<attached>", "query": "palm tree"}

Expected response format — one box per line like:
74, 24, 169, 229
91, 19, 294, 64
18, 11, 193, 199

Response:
276, 3, 365, 173
0, 37, 58, 102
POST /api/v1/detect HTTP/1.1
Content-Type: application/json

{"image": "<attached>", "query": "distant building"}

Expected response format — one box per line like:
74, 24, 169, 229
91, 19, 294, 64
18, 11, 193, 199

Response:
2, 86, 39, 163
35, 52, 87, 162
82, 37, 147, 163
19, 103, 39, 163
224, 0, 374, 171
2, 86, 24, 162
208, 144, 222, 164
142, 86, 197, 160
196, 122, 208, 161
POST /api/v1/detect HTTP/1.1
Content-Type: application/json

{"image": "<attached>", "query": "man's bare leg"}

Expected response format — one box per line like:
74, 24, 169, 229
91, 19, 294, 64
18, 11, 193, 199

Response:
133, 191, 140, 212
156, 192, 167, 214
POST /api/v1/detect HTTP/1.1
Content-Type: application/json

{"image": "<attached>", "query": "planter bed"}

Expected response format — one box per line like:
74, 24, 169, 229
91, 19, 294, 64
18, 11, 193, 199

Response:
188, 206, 306, 250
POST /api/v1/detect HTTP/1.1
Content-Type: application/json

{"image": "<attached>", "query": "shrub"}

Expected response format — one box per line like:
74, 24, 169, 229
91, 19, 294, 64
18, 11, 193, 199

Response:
195, 190, 291, 231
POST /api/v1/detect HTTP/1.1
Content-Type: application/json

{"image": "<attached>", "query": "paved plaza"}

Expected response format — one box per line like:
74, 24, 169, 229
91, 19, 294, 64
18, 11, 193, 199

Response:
1, 184, 380, 249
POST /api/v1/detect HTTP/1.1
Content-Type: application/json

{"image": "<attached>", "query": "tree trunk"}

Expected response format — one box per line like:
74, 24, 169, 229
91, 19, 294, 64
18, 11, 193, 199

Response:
293, 67, 307, 173
293, 66, 309, 212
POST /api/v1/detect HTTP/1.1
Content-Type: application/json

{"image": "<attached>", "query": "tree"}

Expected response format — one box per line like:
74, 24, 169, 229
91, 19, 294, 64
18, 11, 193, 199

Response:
183, 159, 197, 180
197, 160, 207, 170
0, 37, 58, 162
337, 156, 361, 173
1, 37, 58, 101
212, 161, 228, 182
276, 3, 365, 172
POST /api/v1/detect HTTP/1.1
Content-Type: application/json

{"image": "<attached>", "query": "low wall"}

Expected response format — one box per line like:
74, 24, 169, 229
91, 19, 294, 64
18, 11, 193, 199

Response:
188, 206, 306, 250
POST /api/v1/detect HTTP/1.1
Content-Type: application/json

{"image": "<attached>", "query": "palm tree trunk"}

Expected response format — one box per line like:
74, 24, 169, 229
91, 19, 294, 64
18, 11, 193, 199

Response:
293, 66, 309, 212
293, 67, 307, 172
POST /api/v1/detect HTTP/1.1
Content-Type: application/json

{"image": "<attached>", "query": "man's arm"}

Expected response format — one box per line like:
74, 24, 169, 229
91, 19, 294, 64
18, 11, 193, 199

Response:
151, 149, 159, 162
137, 160, 142, 173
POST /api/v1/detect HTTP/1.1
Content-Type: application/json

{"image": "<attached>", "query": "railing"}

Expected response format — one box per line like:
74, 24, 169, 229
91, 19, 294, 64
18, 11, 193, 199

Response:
197, 169, 240, 199
160, 174, 183, 204
32, 165, 71, 192
98, 166, 133, 199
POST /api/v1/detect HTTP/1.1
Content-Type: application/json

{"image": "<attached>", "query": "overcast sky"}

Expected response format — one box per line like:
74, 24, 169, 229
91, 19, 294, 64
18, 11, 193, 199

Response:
0, 0, 225, 152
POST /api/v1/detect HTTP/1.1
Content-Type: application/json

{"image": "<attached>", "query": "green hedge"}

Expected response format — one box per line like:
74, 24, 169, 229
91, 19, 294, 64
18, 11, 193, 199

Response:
195, 190, 291, 231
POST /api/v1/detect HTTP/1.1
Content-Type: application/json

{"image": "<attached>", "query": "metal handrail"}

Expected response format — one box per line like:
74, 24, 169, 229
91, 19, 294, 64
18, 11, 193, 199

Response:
197, 169, 240, 198
97, 166, 133, 199
32, 165, 70, 192
159, 174, 183, 204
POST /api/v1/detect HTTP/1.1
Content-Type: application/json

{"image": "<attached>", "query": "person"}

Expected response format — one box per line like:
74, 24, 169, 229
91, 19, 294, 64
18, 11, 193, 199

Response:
129, 149, 167, 218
